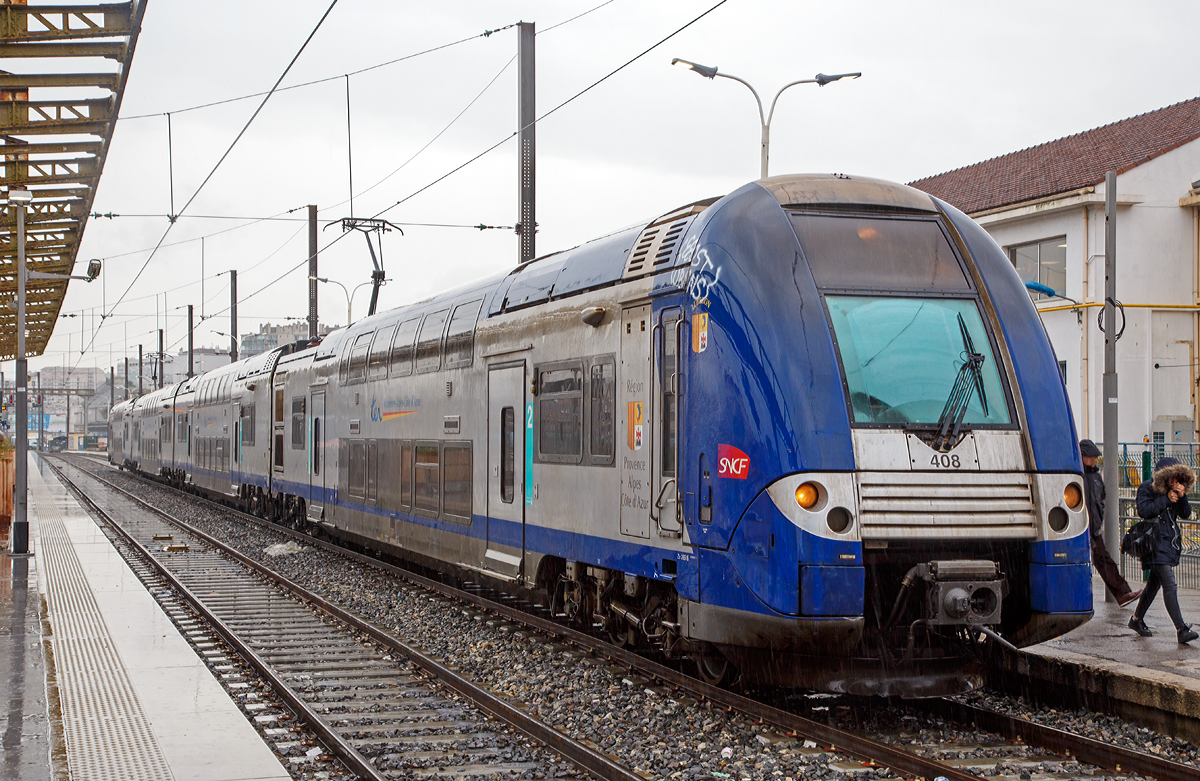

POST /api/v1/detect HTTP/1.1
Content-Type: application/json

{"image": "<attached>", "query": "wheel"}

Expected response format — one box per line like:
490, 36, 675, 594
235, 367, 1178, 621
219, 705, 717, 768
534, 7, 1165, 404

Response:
695, 654, 738, 688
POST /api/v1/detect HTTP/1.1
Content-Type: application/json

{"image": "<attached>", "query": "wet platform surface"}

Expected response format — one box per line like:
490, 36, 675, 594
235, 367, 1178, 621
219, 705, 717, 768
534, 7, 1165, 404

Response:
1033, 571, 1200, 685
1, 456, 290, 781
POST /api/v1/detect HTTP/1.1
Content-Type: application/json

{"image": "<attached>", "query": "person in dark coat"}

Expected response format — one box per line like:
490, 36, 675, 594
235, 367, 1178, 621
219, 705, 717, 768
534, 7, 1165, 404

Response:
1079, 440, 1141, 606
1130, 457, 1199, 643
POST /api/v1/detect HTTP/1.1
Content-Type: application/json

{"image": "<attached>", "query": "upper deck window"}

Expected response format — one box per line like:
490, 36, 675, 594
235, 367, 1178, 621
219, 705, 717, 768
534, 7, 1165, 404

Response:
790, 214, 968, 290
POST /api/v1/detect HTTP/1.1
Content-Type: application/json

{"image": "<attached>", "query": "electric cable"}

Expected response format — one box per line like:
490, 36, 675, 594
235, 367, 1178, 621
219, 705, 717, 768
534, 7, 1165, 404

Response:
370, 0, 729, 222
73, 0, 341, 370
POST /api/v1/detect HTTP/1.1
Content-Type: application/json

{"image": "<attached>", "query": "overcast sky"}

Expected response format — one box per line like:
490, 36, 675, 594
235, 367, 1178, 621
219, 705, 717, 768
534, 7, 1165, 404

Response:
16, 0, 1200, 378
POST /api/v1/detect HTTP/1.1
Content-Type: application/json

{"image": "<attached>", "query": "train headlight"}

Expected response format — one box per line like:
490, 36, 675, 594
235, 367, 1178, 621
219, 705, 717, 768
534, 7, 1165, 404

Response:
1063, 483, 1083, 510
795, 482, 820, 509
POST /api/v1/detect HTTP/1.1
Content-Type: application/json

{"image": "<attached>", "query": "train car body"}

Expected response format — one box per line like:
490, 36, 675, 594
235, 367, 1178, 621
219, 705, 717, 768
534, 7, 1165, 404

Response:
111, 174, 1091, 696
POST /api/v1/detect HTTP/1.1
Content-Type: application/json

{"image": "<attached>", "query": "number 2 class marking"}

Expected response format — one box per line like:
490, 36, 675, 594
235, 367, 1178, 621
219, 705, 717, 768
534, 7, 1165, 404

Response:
930, 454, 961, 468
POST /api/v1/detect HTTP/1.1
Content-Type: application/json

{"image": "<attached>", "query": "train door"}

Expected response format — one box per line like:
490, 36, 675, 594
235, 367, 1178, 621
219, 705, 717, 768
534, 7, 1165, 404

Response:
485, 364, 525, 579
620, 305, 651, 538
654, 307, 684, 537
308, 390, 326, 522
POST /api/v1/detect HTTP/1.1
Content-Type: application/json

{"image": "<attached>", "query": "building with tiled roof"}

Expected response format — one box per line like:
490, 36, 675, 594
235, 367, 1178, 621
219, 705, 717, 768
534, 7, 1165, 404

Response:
912, 99, 1200, 447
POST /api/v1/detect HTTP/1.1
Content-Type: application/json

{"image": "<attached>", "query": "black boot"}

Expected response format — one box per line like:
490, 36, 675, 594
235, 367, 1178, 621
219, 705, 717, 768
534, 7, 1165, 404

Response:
1180, 625, 1199, 644
1129, 615, 1153, 637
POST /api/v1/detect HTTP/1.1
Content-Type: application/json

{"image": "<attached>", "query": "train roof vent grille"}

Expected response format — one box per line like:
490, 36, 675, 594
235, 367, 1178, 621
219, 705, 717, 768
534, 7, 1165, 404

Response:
622, 203, 707, 280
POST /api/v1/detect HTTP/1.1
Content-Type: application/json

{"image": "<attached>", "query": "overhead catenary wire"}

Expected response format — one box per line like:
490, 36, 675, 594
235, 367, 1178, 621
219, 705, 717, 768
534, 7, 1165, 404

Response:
75, 0, 342, 369
370, 0, 731, 223
56, 1, 700, 370
119, 24, 518, 121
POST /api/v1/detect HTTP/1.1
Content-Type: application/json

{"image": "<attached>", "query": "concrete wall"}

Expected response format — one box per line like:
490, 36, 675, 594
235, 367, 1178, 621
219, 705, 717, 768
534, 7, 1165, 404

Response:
974, 138, 1200, 444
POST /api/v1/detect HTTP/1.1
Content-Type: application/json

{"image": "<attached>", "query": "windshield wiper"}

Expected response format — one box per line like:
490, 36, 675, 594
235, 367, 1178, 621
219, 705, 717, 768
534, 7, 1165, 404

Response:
932, 313, 988, 451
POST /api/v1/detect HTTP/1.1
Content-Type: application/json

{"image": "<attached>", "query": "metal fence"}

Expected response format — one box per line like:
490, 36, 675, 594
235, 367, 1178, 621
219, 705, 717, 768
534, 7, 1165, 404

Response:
1109, 443, 1200, 588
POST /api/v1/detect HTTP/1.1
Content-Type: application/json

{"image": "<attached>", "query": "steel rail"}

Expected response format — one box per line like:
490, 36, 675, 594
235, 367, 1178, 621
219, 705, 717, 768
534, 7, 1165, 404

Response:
49, 460, 390, 781
921, 697, 1198, 781
68, 454, 1199, 781
50, 456, 644, 781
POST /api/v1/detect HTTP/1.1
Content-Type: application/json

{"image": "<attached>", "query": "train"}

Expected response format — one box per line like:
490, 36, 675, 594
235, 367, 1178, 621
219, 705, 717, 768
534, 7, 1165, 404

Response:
109, 174, 1092, 696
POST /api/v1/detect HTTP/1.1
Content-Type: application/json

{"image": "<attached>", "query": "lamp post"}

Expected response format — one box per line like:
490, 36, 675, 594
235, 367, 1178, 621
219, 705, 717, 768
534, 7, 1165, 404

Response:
671, 59, 860, 179
8, 189, 99, 555
10, 187, 32, 555
310, 276, 375, 326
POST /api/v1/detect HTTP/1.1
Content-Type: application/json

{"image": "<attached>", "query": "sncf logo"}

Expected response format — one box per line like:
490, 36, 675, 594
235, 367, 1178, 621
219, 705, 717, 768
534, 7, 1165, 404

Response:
717, 444, 750, 480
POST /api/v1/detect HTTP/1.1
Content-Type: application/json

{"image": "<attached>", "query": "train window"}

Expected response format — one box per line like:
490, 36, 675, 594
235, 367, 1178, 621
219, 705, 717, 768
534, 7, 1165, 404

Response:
367, 440, 379, 501
444, 299, 482, 368
414, 442, 440, 515
538, 363, 583, 462
589, 359, 616, 462
443, 442, 472, 521
501, 408, 515, 503
400, 441, 413, 508
390, 317, 420, 377
368, 326, 395, 381
217, 439, 226, 473
240, 404, 255, 445
661, 313, 679, 477
789, 214, 968, 291
274, 388, 285, 423
348, 440, 366, 498
178, 413, 187, 442
274, 434, 284, 469
312, 418, 321, 476
291, 397, 306, 449
347, 333, 372, 383
416, 309, 449, 373
825, 296, 1011, 427
164, 414, 173, 442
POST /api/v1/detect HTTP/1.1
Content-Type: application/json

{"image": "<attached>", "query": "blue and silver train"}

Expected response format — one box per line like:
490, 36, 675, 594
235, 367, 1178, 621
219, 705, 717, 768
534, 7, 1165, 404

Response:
110, 174, 1092, 696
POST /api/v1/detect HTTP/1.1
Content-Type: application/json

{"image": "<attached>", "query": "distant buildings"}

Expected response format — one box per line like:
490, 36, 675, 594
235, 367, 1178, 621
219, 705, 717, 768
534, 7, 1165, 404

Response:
163, 347, 231, 385
241, 322, 335, 358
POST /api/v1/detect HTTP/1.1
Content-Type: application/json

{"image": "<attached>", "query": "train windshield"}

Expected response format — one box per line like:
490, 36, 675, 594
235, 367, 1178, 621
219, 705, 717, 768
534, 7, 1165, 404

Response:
825, 296, 1011, 427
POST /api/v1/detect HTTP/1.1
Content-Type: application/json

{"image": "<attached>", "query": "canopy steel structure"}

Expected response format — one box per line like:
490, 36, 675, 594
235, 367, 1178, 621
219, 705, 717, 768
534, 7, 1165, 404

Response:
0, 1, 146, 360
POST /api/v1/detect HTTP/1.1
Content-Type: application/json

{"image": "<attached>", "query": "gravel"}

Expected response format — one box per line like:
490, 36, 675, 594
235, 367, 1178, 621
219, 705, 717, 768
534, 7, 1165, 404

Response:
73, 457, 1200, 779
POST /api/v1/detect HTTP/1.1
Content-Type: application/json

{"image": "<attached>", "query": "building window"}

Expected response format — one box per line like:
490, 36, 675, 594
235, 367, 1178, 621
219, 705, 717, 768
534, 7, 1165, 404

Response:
1010, 237, 1066, 299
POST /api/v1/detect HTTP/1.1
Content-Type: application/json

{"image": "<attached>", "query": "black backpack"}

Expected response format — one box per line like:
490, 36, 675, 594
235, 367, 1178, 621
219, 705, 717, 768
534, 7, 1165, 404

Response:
1121, 518, 1161, 560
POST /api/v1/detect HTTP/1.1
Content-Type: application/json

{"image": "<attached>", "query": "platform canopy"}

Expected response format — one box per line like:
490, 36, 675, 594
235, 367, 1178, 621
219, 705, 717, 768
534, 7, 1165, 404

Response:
0, 1, 146, 361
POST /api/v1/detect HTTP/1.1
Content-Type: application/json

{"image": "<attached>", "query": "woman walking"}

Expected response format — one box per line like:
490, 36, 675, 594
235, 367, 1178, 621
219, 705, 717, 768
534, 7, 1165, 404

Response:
1129, 457, 1199, 644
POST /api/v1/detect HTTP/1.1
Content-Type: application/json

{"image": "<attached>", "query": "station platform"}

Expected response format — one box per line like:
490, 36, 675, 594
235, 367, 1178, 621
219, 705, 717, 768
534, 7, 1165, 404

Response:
994, 569, 1200, 741
1, 456, 290, 781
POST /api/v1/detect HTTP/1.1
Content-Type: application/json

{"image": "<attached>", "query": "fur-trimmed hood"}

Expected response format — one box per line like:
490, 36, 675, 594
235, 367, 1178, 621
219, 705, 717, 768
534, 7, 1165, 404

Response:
1152, 461, 1196, 495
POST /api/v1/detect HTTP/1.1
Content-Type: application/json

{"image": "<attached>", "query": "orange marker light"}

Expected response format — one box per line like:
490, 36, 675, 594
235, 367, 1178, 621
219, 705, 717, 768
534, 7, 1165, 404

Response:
1064, 483, 1083, 510
796, 482, 820, 509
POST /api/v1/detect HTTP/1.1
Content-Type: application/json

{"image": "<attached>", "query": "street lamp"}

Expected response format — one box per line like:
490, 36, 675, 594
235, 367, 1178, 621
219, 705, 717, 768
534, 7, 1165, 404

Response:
310, 276, 378, 325
671, 58, 861, 179
10, 187, 32, 555
8, 189, 101, 556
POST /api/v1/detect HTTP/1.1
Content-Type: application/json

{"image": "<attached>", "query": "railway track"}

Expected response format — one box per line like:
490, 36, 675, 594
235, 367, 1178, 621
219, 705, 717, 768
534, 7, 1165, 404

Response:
48, 456, 636, 781
59, 453, 1198, 780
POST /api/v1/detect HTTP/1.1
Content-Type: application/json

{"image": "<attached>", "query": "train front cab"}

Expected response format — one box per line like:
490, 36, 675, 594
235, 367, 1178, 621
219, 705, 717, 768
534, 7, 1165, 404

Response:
671, 175, 1092, 696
